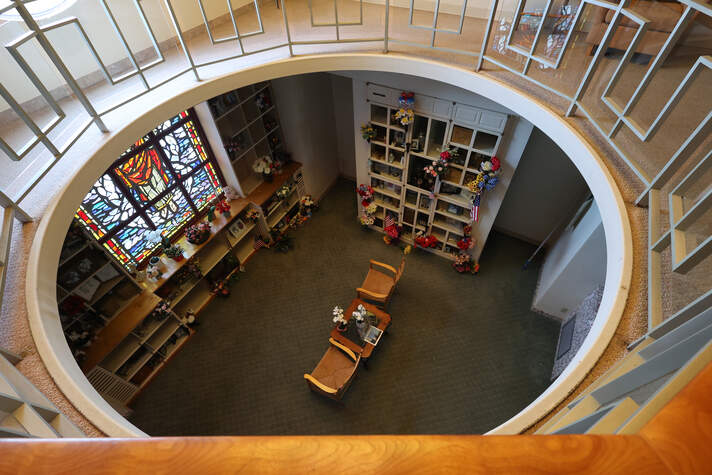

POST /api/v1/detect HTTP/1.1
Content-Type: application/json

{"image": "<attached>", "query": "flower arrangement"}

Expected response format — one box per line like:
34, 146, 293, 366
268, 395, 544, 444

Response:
414, 232, 440, 249
300, 195, 315, 217
457, 236, 473, 251
424, 148, 458, 181
252, 155, 278, 181
393, 91, 415, 127
394, 107, 414, 127
151, 300, 173, 321
210, 279, 230, 297
365, 202, 378, 214
163, 243, 184, 261
357, 184, 374, 202
246, 209, 260, 223
453, 252, 480, 274
276, 185, 292, 200
215, 198, 231, 218
361, 124, 377, 142
360, 214, 375, 226
185, 222, 211, 244
333, 305, 348, 331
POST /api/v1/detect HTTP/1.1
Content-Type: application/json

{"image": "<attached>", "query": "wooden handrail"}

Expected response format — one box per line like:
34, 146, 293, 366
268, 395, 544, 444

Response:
0, 365, 709, 473
0, 435, 670, 474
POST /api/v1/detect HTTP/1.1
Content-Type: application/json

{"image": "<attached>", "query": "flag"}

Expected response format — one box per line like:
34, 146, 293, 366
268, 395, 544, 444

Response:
384, 213, 395, 229
254, 237, 266, 250
472, 194, 480, 223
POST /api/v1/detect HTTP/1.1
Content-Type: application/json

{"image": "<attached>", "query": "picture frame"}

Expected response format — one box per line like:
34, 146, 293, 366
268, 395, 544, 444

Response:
229, 219, 246, 237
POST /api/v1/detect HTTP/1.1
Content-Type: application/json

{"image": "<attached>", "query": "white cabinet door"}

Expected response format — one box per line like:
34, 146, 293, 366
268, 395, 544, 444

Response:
367, 84, 399, 107
452, 104, 481, 126
478, 110, 508, 133
415, 96, 452, 120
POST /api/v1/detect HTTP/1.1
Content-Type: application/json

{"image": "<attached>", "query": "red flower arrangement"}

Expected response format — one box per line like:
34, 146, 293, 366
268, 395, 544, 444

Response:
385, 224, 401, 239
415, 234, 439, 248
457, 237, 473, 251
215, 198, 231, 218
357, 184, 374, 208
491, 156, 501, 171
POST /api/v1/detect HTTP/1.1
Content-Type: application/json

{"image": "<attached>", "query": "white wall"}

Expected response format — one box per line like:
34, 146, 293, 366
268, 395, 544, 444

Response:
533, 201, 607, 320
271, 73, 340, 200
494, 127, 590, 243
330, 74, 356, 179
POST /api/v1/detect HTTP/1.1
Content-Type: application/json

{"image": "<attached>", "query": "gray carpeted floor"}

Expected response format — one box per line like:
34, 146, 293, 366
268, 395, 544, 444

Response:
129, 179, 559, 435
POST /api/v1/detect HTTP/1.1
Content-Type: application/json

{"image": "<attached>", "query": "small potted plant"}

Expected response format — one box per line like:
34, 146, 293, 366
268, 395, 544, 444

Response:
332, 306, 348, 332
185, 222, 211, 244
164, 243, 185, 261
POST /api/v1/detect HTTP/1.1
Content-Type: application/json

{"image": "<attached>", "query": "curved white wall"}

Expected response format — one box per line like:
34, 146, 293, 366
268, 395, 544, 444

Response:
27, 54, 632, 437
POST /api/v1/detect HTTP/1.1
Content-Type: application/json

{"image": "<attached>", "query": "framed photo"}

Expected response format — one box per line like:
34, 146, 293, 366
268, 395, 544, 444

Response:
229, 219, 246, 237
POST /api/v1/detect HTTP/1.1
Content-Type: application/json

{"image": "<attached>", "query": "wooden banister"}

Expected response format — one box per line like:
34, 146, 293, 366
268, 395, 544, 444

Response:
0, 364, 709, 472
0, 435, 670, 474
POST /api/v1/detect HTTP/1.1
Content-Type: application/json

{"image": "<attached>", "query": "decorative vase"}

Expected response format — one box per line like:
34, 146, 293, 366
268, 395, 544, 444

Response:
356, 318, 369, 339
337, 322, 348, 332
171, 254, 184, 262
263, 172, 273, 183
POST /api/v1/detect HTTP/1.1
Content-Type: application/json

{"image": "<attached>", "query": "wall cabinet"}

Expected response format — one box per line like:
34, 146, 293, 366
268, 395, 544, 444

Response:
363, 86, 508, 261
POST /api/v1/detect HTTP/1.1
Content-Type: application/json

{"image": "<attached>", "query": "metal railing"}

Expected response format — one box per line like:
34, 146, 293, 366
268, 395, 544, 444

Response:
0, 0, 710, 428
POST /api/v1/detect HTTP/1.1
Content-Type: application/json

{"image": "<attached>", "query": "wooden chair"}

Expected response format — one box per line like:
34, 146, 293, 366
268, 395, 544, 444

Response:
303, 338, 361, 400
356, 256, 406, 308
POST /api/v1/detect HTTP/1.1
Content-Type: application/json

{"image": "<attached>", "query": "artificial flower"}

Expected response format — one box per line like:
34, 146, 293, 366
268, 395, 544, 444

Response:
481, 161, 493, 172
491, 156, 501, 171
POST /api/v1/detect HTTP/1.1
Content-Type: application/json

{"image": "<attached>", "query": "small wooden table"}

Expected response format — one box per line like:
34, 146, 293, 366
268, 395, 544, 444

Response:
330, 299, 391, 360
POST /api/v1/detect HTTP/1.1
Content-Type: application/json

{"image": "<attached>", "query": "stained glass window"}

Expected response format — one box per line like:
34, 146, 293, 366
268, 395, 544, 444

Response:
75, 109, 223, 268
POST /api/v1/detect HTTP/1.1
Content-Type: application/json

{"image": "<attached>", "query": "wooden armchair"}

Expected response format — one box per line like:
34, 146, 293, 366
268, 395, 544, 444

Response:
303, 338, 361, 400
356, 256, 405, 308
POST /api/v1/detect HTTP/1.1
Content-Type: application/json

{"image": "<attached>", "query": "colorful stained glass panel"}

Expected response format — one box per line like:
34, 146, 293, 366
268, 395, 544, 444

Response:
159, 120, 206, 177
145, 188, 194, 239
183, 165, 221, 211
78, 175, 136, 238
114, 147, 174, 204
113, 215, 156, 263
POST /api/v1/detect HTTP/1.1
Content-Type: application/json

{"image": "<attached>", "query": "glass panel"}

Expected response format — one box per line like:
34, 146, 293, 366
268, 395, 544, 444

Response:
114, 147, 175, 204
159, 120, 208, 177
450, 125, 474, 146
113, 215, 156, 264
77, 175, 136, 240
145, 188, 194, 239
473, 131, 498, 155
371, 104, 388, 124
183, 165, 221, 211
426, 119, 447, 158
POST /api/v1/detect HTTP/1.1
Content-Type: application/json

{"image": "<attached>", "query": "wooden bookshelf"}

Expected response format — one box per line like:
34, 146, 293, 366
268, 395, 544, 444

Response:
81, 291, 161, 372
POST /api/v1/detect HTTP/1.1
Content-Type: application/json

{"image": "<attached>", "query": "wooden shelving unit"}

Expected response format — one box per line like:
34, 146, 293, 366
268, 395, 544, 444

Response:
364, 101, 506, 260
61, 78, 303, 408
207, 81, 286, 195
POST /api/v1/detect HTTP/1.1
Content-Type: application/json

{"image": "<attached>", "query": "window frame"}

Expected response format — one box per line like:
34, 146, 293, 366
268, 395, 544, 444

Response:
79, 108, 225, 268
